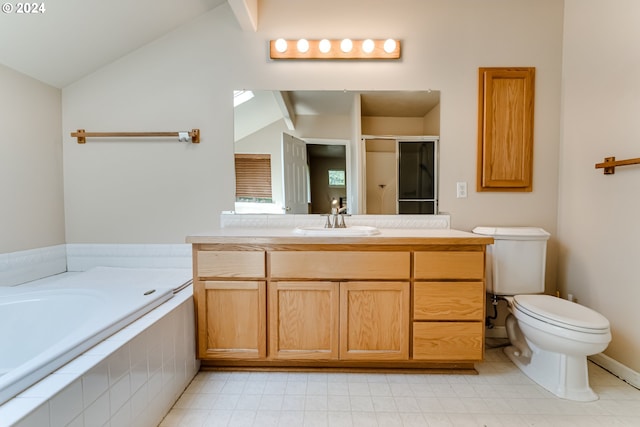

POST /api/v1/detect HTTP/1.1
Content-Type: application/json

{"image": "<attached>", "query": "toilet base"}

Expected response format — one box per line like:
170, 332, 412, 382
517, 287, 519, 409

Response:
504, 342, 598, 401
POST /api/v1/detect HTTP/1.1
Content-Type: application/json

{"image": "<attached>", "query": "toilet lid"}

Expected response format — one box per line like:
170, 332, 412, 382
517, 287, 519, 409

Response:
513, 295, 610, 333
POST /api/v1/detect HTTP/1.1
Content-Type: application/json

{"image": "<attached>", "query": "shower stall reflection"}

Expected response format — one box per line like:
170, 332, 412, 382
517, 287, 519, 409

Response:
398, 140, 437, 214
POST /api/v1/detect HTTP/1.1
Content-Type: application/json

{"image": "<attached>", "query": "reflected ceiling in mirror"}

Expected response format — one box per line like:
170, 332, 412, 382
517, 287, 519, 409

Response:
234, 90, 440, 141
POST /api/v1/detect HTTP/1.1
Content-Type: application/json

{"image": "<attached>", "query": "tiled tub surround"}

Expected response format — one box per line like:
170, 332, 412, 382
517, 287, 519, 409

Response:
0, 245, 67, 287
0, 244, 192, 287
0, 245, 198, 427
0, 283, 198, 427
65, 244, 192, 273
0, 267, 192, 405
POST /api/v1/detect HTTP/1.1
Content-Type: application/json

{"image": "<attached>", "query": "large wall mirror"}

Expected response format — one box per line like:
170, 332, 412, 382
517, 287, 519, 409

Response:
233, 90, 440, 215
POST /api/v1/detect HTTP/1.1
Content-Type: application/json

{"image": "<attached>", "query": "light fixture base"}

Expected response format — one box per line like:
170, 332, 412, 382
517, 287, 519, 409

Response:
269, 38, 401, 60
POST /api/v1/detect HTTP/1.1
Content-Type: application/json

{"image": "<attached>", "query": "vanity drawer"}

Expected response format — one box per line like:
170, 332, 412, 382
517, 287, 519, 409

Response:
412, 322, 483, 361
413, 251, 484, 280
413, 282, 484, 321
270, 251, 410, 280
197, 251, 266, 278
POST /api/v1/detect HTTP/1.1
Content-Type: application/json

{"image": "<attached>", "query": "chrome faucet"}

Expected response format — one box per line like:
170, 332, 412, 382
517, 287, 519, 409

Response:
324, 199, 348, 228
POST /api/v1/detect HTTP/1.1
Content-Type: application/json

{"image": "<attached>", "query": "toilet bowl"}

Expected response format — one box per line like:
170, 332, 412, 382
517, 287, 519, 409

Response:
472, 227, 612, 401
503, 294, 611, 401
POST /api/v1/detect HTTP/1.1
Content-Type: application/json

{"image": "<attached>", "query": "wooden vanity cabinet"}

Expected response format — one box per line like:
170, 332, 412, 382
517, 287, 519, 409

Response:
190, 239, 489, 371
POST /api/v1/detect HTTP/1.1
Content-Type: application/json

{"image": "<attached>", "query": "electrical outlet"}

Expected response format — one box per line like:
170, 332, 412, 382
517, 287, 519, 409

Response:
456, 182, 468, 198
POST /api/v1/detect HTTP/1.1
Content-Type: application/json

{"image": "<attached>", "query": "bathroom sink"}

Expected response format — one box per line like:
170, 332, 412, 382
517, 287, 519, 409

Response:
293, 225, 380, 236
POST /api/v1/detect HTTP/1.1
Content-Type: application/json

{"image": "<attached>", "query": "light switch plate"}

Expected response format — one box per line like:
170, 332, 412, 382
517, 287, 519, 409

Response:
456, 182, 468, 198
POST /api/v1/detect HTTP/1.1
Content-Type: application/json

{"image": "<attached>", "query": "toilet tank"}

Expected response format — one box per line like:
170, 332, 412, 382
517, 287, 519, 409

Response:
472, 227, 550, 296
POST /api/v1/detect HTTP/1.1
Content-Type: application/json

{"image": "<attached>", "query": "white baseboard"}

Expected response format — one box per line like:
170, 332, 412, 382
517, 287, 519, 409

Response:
485, 326, 508, 339
589, 353, 640, 389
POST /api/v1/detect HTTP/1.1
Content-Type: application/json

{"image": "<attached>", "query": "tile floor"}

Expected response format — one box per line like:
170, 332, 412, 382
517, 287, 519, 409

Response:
159, 347, 640, 426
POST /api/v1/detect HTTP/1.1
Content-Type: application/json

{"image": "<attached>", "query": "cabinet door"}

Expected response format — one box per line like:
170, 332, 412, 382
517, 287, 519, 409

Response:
269, 281, 339, 360
196, 280, 266, 359
477, 67, 535, 192
339, 282, 410, 360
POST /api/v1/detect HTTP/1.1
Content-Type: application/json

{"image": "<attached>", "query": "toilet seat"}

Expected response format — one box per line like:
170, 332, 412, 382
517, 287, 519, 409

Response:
513, 295, 610, 334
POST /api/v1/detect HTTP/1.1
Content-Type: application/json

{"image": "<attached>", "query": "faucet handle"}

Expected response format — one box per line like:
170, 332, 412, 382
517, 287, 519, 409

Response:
337, 214, 347, 228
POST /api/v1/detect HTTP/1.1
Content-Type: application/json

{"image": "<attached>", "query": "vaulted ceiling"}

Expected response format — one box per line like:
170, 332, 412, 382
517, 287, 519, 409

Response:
0, 0, 234, 88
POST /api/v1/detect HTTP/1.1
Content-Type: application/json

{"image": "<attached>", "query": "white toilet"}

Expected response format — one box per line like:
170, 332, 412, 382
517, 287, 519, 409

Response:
472, 227, 611, 401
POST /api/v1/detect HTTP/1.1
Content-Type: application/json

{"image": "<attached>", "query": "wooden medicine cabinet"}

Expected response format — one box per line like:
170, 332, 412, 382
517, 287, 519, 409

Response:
477, 67, 535, 192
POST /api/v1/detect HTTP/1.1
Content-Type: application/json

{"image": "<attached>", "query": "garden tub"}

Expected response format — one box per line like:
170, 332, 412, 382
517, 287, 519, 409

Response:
0, 267, 192, 405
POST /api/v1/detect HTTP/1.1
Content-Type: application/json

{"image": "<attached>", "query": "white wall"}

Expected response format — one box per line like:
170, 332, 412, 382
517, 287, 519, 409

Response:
62, 0, 563, 253
0, 64, 63, 253
61, 9, 237, 243
558, 0, 640, 372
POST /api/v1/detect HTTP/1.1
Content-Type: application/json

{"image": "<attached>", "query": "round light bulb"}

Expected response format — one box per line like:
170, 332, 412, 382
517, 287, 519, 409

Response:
383, 39, 397, 53
319, 39, 331, 53
297, 38, 309, 53
340, 38, 353, 53
362, 39, 375, 54
274, 38, 288, 53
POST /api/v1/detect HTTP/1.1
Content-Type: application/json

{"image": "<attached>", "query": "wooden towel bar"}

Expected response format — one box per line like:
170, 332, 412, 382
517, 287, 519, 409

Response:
71, 129, 200, 144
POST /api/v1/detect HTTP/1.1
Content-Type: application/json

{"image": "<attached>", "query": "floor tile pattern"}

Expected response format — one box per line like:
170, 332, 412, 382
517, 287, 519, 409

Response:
160, 348, 640, 426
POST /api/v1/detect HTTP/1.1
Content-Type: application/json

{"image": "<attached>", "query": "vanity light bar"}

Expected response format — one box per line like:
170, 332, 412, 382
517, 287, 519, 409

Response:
269, 38, 401, 60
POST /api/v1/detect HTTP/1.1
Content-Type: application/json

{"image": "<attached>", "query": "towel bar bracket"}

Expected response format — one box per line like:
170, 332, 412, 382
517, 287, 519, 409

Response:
595, 156, 640, 175
603, 156, 615, 175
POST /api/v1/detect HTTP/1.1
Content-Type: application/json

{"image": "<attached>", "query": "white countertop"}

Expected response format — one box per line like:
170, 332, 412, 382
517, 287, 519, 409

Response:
186, 227, 493, 245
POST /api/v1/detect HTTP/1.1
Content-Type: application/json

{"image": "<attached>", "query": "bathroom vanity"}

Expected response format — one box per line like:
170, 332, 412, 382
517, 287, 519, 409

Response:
187, 227, 493, 372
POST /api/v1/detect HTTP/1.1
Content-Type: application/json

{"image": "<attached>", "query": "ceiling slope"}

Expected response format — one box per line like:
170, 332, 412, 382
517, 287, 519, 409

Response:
0, 0, 227, 88
228, 0, 258, 32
